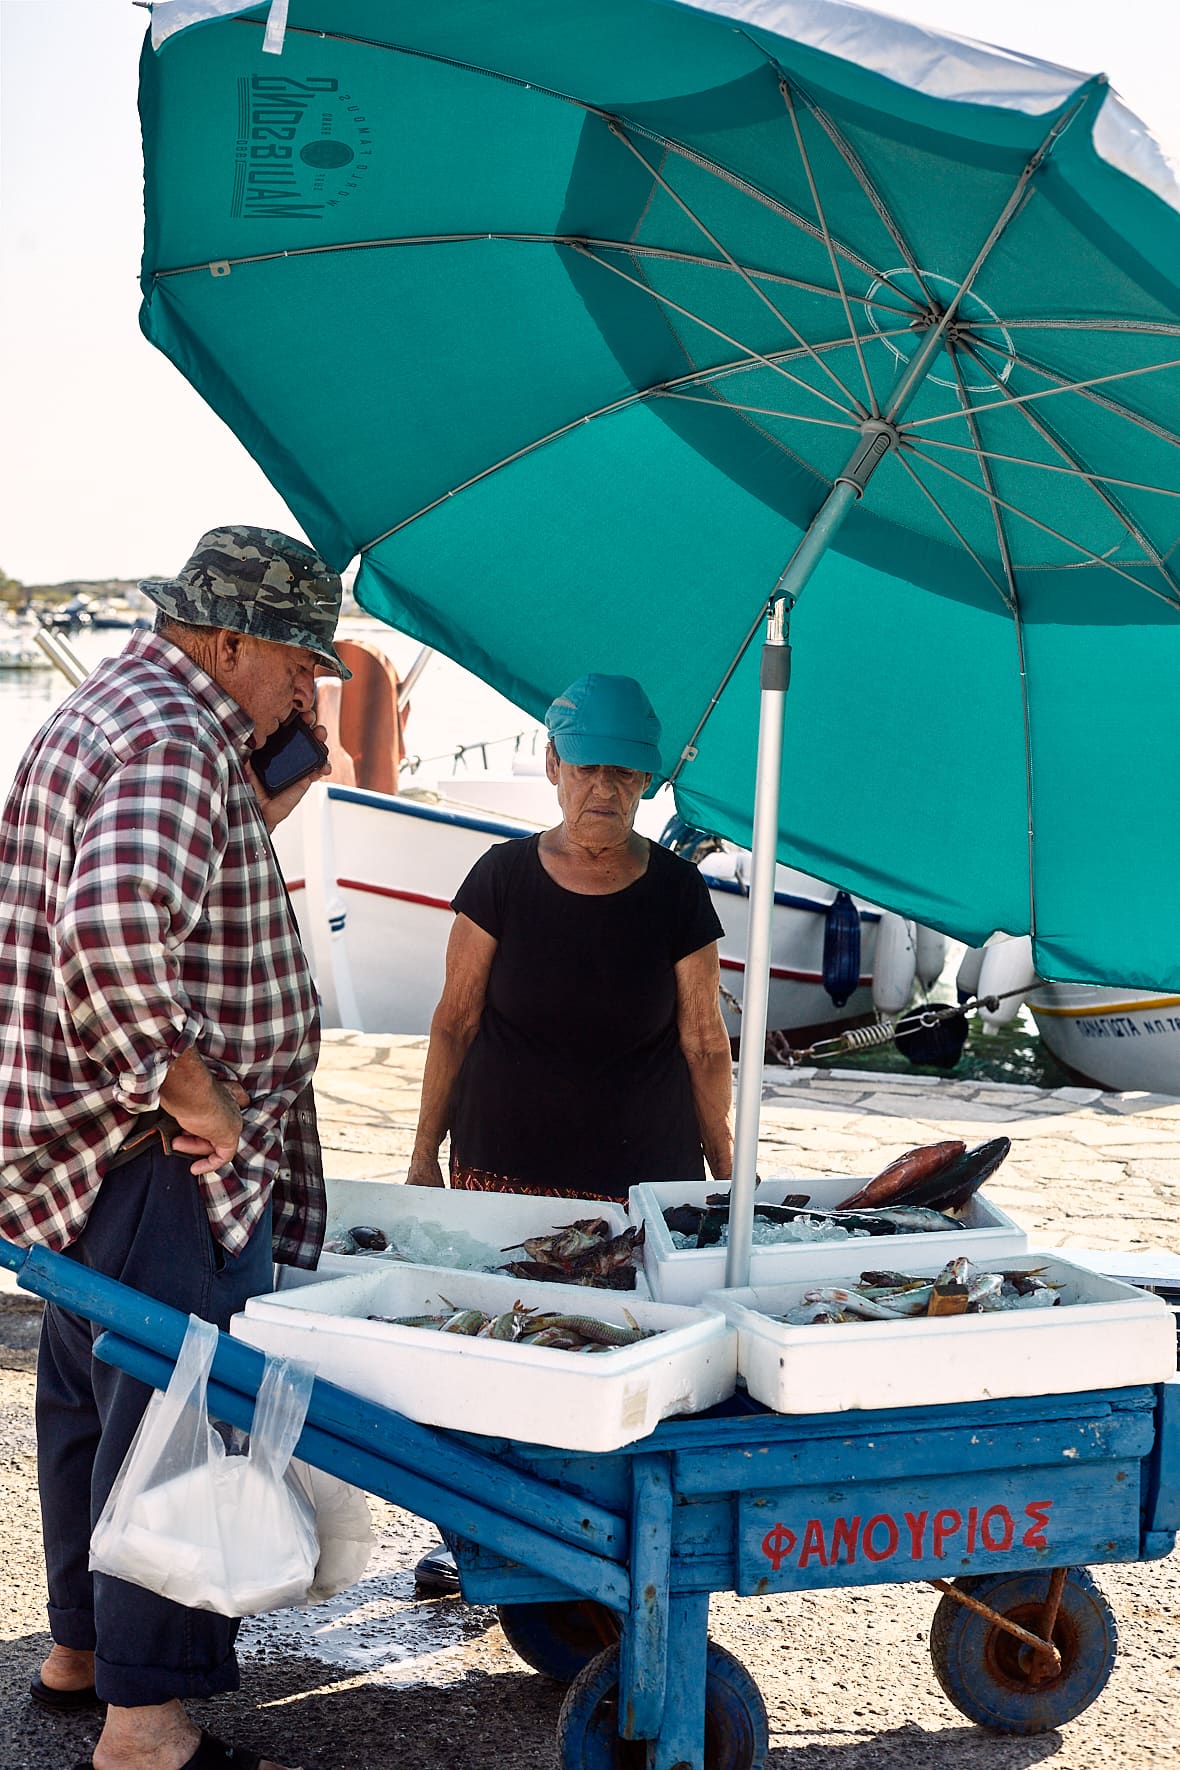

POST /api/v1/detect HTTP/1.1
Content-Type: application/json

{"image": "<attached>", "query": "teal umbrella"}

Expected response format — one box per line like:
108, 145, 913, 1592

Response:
140, 0, 1180, 1278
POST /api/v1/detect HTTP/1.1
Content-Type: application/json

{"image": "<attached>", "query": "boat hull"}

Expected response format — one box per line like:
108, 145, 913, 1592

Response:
1027, 984, 1180, 1094
274, 784, 888, 1045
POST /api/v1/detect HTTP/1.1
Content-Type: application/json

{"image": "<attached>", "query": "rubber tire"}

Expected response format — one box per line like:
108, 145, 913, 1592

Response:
496, 1601, 621, 1682
930, 1567, 1118, 1734
556, 1640, 768, 1770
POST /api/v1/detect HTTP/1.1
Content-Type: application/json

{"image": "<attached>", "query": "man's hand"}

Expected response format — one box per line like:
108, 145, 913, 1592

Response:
160, 1048, 250, 1175
406, 1150, 446, 1188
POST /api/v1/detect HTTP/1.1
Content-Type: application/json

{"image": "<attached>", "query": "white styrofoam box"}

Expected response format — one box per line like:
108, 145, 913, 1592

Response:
277, 1177, 648, 1296
628, 1176, 1027, 1304
706, 1252, 1177, 1415
233, 1264, 736, 1452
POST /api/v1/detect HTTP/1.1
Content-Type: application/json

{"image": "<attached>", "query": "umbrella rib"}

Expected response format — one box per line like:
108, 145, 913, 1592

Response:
904, 446, 1180, 609
356, 350, 856, 553
884, 94, 1091, 423
589, 242, 917, 315
909, 436, 1180, 499
944, 348, 1021, 614
940, 347, 1037, 947
955, 336, 1180, 595
892, 448, 1013, 607
606, 115, 920, 308
151, 232, 914, 319
659, 393, 855, 429
971, 338, 1180, 451
603, 120, 867, 416
668, 601, 773, 789
574, 242, 861, 419
782, 74, 934, 304
777, 80, 877, 415
1002, 318, 1180, 338
236, 15, 924, 311
903, 352, 1180, 432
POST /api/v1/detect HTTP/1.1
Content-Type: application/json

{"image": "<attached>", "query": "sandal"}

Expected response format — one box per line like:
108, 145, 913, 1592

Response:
74, 1728, 268, 1769
29, 1673, 103, 1714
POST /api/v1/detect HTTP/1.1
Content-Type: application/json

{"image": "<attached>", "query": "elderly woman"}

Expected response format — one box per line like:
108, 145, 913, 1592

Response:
406, 673, 733, 1200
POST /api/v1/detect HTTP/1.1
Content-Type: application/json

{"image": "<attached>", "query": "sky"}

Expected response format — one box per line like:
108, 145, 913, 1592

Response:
2, 0, 1179, 587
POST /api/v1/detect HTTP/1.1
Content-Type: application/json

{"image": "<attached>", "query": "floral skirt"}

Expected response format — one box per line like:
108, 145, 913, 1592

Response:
449, 1158, 623, 1204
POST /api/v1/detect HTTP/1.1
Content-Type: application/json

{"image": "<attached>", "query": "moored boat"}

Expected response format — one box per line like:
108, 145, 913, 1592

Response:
956, 936, 1180, 1094
1025, 984, 1180, 1094
273, 775, 946, 1046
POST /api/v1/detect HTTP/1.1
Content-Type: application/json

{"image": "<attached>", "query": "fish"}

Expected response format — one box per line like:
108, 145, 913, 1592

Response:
911, 1137, 1013, 1213
348, 1224, 389, 1251
836, 1142, 966, 1210
501, 1217, 613, 1261
664, 1204, 707, 1238
665, 1201, 968, 1247
323, 1231, 359, 1255
799, 1285, 915, 1321
498, 1222, 644, 1289
367, 1312, 451, 1328
776, 1257, 1064, 1330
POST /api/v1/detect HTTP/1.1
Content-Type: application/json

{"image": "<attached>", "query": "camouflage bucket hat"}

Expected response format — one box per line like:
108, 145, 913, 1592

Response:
139, 525, 352, 679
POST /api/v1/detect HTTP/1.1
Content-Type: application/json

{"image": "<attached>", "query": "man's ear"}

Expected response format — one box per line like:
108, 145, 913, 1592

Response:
216, 628, 249, 676
544, 742, 560, 785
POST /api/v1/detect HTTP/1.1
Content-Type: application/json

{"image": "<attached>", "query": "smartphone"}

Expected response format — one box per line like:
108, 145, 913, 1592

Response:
250, 714, 329, 795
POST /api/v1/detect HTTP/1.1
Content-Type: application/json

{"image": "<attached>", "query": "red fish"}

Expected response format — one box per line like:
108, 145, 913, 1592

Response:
837, 1141, 966, 1210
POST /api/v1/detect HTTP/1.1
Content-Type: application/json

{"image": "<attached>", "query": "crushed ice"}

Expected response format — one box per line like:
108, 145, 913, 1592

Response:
324, 1215, 502, 1271
669, 1218, 870, 1250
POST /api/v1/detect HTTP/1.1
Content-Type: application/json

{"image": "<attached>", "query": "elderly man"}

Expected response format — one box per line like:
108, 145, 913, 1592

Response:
0, 527, 349, 1770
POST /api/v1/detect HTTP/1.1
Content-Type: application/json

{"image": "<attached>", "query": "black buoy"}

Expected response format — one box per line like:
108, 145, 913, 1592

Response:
894, 1005, 969, 1070
822, 890, 862, 1007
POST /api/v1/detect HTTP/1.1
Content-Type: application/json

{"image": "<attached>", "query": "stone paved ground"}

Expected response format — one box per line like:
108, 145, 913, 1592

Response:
1, 1034, 1177, 1769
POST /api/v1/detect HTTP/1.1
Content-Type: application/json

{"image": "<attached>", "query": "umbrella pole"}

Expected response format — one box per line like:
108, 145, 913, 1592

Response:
725, 435, 894, 1289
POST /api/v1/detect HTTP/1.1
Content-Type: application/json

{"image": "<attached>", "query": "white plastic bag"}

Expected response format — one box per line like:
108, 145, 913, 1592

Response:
290, 1460, 374, 1601
90, 1315, 321, 1616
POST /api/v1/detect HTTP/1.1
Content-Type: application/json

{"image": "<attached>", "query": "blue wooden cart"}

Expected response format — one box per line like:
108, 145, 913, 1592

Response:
5, 1235, 1178, 1768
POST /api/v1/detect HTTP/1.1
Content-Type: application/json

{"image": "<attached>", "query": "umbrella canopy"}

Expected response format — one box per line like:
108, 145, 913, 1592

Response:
139, 0, 1180, 991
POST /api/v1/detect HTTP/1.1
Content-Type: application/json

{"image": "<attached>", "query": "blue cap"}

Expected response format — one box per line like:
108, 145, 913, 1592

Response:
545, 674, 662, 774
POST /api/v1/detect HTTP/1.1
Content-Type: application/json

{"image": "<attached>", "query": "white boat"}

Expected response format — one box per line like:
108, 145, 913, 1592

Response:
1025, 985, 1180, 1094
958, 936, 1180, 1094
0, 618, 53, 672
272, 773, 943, 1047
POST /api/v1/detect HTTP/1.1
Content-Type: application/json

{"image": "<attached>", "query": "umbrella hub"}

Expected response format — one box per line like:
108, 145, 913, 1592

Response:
835, 419, 901, 497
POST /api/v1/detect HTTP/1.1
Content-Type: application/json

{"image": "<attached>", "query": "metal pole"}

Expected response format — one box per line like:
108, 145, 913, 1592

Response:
725, 422, 901, 1290
725, 483, 861, 1288
396, 644, 433, 711
34, 626, 87, 688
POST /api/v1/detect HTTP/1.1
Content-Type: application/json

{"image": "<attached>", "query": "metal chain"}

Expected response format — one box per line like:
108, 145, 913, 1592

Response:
719, 981, 1031, 1067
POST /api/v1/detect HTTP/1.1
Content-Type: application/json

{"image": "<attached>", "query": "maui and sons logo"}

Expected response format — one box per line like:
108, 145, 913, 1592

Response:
232, 75, 372, 219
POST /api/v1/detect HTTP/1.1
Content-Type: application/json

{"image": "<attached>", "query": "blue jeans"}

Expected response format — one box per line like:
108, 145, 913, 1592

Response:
36, 1142, 274, 1707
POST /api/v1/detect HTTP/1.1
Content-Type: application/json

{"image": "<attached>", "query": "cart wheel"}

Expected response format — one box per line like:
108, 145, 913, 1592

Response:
496, 1601, 621, 1682
930, 1567, 1118, 1734
556, 1640, 768, 1770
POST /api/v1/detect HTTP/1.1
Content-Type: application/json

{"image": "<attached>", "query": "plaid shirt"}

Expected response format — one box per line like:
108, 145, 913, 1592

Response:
0, 630, 324, 1266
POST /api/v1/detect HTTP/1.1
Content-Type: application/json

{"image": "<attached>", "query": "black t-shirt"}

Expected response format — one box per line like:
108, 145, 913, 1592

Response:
449, 835, 725, 1197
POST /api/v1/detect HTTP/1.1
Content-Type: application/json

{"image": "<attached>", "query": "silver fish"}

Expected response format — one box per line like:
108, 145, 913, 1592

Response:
800, 1285, 914, 1321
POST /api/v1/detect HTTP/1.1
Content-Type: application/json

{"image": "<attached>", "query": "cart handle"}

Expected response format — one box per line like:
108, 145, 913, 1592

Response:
12, 1238, 630, 1562
94, 1330, 630, 1612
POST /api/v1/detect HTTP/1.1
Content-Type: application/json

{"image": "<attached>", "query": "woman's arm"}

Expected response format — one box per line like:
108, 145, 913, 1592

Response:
675, 942, 734, 1181
406, 913, 497, 1186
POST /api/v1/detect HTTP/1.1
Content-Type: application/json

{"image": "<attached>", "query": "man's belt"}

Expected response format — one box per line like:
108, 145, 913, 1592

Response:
105, 1110, 182, 1175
